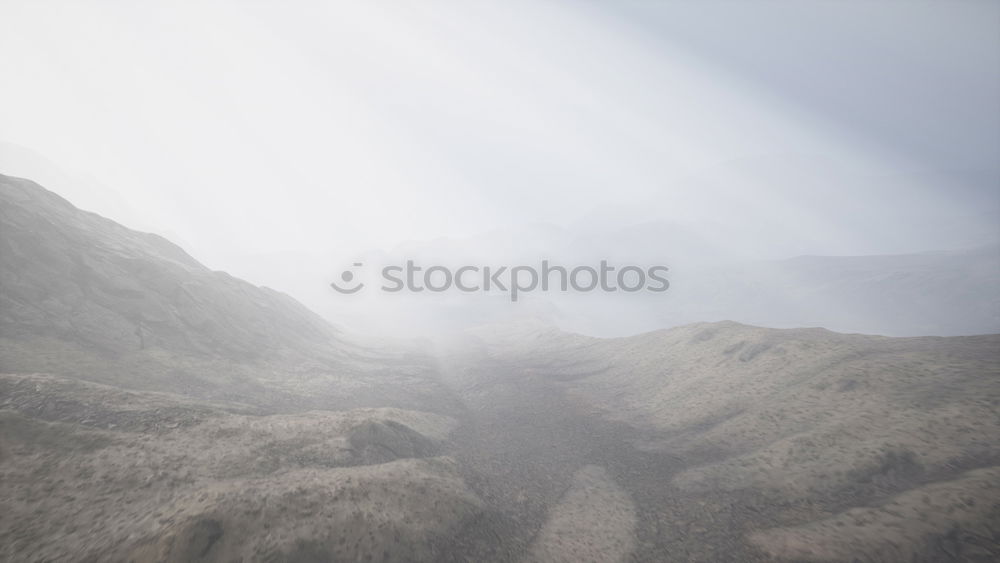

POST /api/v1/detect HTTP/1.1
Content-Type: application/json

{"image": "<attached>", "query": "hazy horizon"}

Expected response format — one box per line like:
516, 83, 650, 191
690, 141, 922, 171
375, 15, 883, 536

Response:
2, 0, 998, 337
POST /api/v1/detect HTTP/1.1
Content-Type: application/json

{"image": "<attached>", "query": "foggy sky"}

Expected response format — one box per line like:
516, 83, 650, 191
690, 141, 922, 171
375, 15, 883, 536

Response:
1, 1, 998, 311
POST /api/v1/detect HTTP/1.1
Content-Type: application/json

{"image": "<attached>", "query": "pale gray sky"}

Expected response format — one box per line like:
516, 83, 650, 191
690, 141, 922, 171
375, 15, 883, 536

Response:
1, 1, 997, 284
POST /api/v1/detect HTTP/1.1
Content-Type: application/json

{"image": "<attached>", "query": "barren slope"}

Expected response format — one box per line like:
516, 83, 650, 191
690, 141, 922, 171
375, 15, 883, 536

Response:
454, 320, 1000, 561
0, 373, 480, 562
0, 173, 456, 413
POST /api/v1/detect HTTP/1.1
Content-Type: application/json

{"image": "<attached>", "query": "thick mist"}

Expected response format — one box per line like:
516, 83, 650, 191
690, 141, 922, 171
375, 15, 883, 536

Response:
1, 1, 997, 338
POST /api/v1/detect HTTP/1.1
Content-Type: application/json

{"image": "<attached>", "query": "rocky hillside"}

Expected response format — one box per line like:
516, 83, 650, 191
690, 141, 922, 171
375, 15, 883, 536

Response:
0, 173, 339, 358
0, 373, 480, 562
452, 320, 1000, 561
0, 174, 455, 412
0, 173, 478, 561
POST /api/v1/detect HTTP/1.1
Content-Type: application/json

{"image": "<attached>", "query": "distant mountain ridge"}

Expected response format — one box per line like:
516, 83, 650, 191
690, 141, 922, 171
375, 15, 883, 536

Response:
298, 221, 1000, 338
